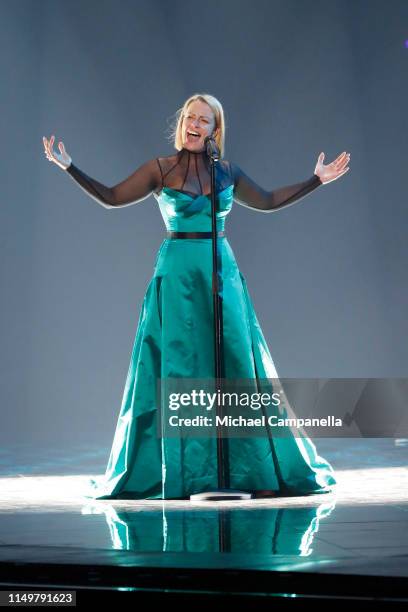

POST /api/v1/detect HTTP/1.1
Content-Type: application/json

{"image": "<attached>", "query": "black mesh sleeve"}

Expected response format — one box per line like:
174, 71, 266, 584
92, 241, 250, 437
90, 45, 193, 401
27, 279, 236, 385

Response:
230, 161, 323, 213
64, 158, 162, 209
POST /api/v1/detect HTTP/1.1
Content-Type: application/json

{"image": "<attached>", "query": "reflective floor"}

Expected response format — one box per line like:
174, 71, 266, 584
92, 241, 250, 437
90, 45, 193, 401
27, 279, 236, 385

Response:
0, 439, 407, 583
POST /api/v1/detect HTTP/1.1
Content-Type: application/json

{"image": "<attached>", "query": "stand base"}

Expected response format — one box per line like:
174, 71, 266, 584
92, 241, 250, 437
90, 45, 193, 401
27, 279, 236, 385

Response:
190, 489, 253, 501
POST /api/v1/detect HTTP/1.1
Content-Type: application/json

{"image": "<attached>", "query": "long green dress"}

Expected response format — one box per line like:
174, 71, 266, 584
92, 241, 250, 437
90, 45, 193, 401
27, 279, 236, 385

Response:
65, 147, 337, 499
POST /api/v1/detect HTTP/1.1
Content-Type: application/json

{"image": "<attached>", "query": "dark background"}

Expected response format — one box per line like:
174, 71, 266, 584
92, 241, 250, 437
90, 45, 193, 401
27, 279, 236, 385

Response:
1, 0, 407, 463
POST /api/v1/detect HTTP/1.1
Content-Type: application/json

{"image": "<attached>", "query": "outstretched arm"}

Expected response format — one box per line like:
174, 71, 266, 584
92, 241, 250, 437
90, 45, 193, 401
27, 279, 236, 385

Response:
65, 158, 162, 209
231, 151, 350, 213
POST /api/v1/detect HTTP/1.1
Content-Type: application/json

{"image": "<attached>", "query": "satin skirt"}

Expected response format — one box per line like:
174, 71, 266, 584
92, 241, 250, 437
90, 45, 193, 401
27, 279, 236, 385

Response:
85, 237, 336, 499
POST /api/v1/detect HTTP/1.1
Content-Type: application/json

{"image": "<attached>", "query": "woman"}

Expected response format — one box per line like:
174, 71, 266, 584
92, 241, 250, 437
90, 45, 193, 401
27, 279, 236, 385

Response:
43, 93, 350, 500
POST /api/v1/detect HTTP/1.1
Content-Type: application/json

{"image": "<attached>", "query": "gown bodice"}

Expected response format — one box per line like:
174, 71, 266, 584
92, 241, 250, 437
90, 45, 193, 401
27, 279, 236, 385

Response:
153, 184, 234, 232
153, 147, 234, 232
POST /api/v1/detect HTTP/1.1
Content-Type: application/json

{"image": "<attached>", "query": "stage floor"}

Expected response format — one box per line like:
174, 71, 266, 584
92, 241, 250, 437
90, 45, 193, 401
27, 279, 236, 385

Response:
0, 439, 407, 599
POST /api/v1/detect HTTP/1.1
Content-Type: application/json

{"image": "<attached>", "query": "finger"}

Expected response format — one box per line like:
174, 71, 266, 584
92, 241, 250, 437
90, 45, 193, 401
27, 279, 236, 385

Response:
333, 152, 346, 165
334, 155, 349, 169
335, 158, 348, 169
337, 152, 350, 164
50, 137, 56, 156
48, 144, 56, 160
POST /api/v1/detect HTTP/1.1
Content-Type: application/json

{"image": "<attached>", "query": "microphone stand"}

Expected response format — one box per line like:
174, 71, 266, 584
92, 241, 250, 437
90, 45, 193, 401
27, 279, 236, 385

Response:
190, 137, 252, 506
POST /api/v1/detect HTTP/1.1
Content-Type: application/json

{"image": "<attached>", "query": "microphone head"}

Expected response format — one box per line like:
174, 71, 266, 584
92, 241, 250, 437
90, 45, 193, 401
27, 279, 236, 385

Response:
204, 135, 220, 161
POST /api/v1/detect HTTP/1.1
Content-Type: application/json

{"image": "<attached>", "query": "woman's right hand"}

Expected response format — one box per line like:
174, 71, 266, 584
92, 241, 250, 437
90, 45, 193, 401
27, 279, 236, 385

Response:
43, 134, 72, 170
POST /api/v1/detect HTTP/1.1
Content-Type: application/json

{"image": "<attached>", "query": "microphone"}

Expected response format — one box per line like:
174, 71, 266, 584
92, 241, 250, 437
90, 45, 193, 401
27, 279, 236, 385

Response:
204, 135, 220, 162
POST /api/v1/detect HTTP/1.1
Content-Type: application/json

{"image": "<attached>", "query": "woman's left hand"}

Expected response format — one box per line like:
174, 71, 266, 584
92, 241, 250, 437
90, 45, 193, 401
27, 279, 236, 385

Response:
314, 151, 351, 185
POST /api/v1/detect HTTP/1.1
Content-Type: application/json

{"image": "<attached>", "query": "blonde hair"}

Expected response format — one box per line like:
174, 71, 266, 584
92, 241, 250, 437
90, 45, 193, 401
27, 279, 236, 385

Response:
167, 93, 226, 158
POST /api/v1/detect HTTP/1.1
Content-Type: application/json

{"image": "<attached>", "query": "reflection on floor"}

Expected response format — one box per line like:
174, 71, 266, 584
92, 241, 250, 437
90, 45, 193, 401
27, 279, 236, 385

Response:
0, 439, 407, 601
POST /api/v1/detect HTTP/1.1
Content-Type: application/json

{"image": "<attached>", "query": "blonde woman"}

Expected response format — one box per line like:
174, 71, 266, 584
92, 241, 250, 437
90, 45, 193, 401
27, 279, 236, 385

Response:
43, 93, 350, 500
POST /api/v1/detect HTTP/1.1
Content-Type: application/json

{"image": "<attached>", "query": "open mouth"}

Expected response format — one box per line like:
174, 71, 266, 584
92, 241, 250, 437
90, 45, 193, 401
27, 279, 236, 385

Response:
187, 130, 201, 141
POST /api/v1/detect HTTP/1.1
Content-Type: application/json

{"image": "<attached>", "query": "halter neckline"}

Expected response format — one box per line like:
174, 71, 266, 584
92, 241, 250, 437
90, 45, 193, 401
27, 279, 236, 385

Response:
180, 147, 206, 156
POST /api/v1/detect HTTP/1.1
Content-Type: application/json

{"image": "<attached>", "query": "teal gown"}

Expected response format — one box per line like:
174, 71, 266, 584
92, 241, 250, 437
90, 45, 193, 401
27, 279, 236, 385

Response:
65, 146, 337, 500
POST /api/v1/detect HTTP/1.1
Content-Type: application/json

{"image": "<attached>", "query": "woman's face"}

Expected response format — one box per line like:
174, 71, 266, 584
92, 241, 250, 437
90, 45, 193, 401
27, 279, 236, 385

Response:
181, 100, 218, 152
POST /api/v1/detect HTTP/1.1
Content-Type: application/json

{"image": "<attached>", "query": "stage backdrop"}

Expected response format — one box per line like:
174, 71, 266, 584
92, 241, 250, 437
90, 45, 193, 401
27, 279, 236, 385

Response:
1, 0, 407, 466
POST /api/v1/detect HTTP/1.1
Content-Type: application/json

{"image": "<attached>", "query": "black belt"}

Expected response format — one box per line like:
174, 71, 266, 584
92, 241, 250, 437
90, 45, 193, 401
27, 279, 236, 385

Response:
167, 231, 225, 239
